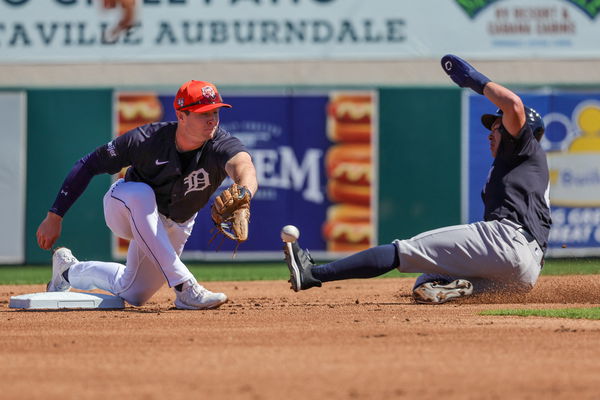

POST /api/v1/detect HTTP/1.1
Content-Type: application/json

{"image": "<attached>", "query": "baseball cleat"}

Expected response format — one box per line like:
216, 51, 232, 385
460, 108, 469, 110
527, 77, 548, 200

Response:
412, 279, 473, 304
283, 241, 322, 292
174, 280, 228, 310
47, 247, 78, 292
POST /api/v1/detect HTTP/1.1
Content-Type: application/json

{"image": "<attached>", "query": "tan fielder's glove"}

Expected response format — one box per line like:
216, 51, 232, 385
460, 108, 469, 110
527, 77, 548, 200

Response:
210, 184, 252, 243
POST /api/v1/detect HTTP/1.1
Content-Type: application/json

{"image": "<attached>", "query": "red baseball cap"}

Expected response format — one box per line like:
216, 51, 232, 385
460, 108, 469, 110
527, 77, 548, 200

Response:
173, 80, 232, 113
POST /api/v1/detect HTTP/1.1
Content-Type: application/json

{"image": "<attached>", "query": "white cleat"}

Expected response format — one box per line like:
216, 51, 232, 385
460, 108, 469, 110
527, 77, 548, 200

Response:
47, 247, 78, 292
413, 279, 473, 304
174, 280, 228, 310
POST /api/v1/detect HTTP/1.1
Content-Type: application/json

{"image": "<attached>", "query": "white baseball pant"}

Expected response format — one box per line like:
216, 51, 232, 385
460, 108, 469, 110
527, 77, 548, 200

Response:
67, 179, 196, 306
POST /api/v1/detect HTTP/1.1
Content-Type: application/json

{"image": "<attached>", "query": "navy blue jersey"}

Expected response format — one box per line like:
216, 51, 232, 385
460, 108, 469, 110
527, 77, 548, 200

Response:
481, 124, 551, 250
51, 122, 247, 223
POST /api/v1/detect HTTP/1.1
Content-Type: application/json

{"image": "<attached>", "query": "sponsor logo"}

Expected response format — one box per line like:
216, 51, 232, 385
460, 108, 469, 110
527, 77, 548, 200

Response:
251, 146, 324, 203
455, 0, 600, 20
106, 140, 117, 157
155, 159, 169, 165
454, 0, 500, 19
566, 0, 600, 19
177, 97, 185, 107
218, 122, 324, 203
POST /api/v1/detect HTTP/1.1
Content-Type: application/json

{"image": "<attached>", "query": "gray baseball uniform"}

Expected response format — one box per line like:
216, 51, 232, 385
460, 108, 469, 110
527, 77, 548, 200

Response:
303, 121, 550, 295
282, 54, 551, 302
399, 121, 550, 292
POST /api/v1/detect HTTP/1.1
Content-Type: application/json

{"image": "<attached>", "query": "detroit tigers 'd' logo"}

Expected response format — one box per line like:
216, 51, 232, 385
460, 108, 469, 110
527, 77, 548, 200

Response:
184, 168, 210, 196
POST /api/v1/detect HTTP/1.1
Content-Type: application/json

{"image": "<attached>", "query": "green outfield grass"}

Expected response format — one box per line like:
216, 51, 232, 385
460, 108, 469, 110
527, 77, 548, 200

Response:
0, 258, 598, 285
0, 262, 399, 285
481, 307, 600, 320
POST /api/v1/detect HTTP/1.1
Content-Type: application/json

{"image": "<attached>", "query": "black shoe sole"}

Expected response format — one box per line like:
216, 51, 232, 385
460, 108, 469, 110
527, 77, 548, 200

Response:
284, 242, 301, 292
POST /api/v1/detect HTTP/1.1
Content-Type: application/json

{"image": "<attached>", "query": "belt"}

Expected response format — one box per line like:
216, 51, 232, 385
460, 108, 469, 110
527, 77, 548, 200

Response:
517, 227, 535, 243
516, 227, 544, 268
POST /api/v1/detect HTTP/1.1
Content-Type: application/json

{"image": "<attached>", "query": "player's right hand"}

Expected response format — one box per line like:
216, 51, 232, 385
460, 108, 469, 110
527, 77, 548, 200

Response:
36, 212, 63, 250
441, 54, 491, 95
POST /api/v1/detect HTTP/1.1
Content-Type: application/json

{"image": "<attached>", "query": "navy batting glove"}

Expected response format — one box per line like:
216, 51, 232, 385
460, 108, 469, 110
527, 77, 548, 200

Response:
441, 54, 491, 95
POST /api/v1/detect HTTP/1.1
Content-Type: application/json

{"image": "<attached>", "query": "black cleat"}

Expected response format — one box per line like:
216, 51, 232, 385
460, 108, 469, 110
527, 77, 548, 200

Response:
283, 241, 322, 292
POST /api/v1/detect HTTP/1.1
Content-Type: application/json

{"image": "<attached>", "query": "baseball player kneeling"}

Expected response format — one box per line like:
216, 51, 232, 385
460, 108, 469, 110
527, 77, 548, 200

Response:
36, 80, 258, 310
283, 54, 550, 304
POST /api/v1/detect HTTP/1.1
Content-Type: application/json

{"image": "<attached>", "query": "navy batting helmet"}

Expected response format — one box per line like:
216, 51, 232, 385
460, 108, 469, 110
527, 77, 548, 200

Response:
481, 106, 545, 141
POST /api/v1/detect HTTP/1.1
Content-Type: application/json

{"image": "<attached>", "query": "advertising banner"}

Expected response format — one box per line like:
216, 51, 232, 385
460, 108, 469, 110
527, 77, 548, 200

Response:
2, 1, 600, 63
464, 91, 600, 257
113, 90, 377, 260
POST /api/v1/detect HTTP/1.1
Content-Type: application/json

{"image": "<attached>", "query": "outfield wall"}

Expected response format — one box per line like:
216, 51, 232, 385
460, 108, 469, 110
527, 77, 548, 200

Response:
3, 0, 600, 263
4, 85, 600, 263
4, 86, 463, 264
378, 88, 462, 244
24, 89, 113, 264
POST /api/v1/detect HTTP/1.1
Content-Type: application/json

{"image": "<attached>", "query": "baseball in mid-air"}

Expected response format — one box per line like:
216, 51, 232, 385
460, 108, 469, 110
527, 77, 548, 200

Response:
280, 225, 300, 243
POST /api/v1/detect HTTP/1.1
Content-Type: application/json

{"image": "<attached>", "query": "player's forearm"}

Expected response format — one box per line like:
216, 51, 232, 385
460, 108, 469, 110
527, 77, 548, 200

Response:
49, 156, 96, 217
440, 55, 526, 136
226, 152, 258, 197
483, 82, 523, 115
483, 82, 526, 135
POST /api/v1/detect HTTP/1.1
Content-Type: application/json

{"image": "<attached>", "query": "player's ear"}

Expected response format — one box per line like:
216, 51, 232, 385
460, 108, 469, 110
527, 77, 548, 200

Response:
176, 110, 186, 122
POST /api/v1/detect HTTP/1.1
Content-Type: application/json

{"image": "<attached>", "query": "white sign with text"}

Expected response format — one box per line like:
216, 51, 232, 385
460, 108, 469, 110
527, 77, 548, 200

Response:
1, 0, 600, 62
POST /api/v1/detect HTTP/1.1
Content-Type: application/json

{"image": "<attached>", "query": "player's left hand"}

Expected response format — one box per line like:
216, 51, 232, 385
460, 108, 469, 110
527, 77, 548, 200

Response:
210, 184, 252, 243
441, 54, 491, 95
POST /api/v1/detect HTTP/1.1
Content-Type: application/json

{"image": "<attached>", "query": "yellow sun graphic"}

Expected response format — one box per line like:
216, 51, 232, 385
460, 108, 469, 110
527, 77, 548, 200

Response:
569, 107, 600, 152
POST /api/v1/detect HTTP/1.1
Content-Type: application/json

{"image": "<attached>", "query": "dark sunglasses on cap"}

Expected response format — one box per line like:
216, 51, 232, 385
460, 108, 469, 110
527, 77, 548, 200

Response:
177, 94, 224, 110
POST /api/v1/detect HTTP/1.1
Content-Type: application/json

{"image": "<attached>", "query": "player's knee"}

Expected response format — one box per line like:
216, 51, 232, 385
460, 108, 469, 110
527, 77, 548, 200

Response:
121, 294, 151, 307
125, 298, 144, 307
121, 291, 154, 307
123, 182, 156, 210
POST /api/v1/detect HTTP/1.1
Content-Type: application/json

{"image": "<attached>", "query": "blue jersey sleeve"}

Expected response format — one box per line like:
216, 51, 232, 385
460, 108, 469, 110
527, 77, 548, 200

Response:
91, 127, 143, 173
49, 128, 143, 217
211, 129, 249, 169
49, 153, 96, 217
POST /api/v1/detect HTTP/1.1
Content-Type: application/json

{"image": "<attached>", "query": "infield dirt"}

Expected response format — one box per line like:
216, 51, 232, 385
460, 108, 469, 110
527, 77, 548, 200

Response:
2, 275, 600, 400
